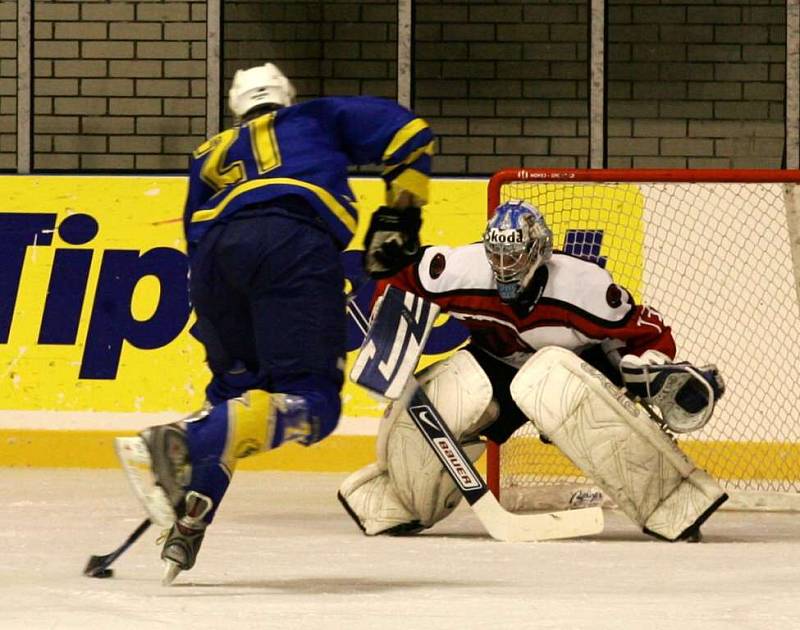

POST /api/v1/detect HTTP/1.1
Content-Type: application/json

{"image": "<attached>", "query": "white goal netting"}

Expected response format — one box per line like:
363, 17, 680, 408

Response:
488, 169, 800, 511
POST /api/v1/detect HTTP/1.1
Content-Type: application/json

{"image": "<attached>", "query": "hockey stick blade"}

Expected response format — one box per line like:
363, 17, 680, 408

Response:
471, 493, 603, 542
83, 518, 152, 578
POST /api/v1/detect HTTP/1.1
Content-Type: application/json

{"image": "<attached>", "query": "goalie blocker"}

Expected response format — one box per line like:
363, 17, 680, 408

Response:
510, 346, 728, 541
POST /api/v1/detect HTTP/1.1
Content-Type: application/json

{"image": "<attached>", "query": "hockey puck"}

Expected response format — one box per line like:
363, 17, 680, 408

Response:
84, 556, 115, 579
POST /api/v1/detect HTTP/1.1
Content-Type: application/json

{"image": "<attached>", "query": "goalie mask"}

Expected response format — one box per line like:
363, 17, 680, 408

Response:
484, 200, 553, 303
228, 63, 296, 119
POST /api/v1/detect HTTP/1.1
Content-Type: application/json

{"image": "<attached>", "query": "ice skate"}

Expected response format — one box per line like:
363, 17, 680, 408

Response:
114, 422, 192, 527
160, 491, 213, 585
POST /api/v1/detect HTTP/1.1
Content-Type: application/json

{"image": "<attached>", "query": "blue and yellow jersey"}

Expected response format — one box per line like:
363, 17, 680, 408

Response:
183, 96, 435, 250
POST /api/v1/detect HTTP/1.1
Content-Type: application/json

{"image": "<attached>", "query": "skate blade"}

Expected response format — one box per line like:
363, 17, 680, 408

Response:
114, 437, 176, 528
162, 559, 182, 586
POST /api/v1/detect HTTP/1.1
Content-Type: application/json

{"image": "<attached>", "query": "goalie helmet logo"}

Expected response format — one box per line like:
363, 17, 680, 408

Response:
485, 228, 525, 244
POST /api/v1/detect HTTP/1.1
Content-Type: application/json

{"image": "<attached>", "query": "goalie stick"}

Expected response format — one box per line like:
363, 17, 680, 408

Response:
347, 286, 604, 542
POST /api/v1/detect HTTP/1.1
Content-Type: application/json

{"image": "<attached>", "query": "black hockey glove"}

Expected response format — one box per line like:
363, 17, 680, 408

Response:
363, 206, 422, 279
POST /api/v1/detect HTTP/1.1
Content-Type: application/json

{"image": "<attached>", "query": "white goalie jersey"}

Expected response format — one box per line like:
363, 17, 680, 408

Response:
375, 243, 677, 368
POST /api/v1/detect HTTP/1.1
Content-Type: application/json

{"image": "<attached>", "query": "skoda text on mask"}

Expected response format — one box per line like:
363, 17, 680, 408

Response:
485, 228, 525, 244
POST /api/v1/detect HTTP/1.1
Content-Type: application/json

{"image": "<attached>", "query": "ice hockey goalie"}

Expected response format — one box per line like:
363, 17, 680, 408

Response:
339, 199, 727, 541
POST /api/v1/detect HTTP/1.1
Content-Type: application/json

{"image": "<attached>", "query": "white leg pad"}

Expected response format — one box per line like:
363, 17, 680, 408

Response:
388, 434, 485, 527
643, 468, 725, 540
338, 463, 420, 535
510, 346, 727, 541
339, 350, 496, 534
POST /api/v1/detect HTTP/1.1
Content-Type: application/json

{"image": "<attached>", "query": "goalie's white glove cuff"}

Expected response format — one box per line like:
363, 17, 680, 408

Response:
619, 350, 673, 400
622, 349, 672, 368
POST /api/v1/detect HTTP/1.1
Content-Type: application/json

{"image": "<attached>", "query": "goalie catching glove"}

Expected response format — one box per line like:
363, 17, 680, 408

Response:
363, 206, 422, 278
620, 350, 725, 434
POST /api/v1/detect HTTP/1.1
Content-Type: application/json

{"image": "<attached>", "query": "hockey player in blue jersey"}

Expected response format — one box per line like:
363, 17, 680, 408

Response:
115, 63, 434, 584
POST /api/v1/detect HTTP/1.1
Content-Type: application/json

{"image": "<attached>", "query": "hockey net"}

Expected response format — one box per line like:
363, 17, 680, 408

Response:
485, 168, 800, 512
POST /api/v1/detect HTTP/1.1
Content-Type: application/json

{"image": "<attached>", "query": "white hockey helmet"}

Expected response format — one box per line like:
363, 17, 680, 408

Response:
484, 199, 553, 303
228, 63, 296, 118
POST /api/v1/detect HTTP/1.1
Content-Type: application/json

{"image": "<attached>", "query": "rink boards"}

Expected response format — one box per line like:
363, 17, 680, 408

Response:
1, 174, 799, 482
0, 175, 480, 470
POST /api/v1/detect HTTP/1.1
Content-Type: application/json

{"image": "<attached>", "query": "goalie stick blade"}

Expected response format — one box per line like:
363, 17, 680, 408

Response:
471, 494, 604, 542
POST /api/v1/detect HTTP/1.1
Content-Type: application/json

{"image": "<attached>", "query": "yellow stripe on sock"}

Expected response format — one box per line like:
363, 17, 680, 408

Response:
223, 391, 274, 467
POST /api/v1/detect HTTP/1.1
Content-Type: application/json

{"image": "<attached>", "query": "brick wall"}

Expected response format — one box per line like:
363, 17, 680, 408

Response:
222, 0, 322, 125
415, 0, 589, 175
3, 0, 793, 173
608, 0, 786, 168
0, 1, 16, 170
33, 0, 206, 171
221, 1, 396, 123
222, 0, 397, 168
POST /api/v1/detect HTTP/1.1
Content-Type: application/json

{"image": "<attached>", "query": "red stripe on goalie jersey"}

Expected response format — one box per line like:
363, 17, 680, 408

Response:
376, 244, 676, 363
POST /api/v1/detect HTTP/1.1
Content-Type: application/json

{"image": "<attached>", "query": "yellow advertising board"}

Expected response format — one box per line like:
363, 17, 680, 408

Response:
2, 176, 205, 412
0, 176, 486, 469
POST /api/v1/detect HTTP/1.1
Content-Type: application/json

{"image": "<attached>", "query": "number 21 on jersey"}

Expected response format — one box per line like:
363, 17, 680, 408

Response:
194, 112, 282, 191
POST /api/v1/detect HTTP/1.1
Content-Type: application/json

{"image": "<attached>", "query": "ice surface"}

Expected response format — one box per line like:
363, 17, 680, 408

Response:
1, 468, 799, 630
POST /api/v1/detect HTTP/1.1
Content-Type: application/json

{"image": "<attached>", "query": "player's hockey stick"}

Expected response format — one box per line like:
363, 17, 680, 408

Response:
347, 288, 604, 542
83, 518, 151, 578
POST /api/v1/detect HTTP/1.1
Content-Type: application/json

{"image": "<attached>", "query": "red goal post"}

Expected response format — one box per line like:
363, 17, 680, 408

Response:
485, 168, 800, 511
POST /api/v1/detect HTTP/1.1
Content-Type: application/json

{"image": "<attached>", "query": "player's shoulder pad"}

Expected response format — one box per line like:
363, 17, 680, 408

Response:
415, 243, 495, 294
544, 253, 634, 322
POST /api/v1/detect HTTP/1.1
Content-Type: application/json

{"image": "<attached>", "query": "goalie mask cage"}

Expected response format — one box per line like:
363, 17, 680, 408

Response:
485, 168, 800, 512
